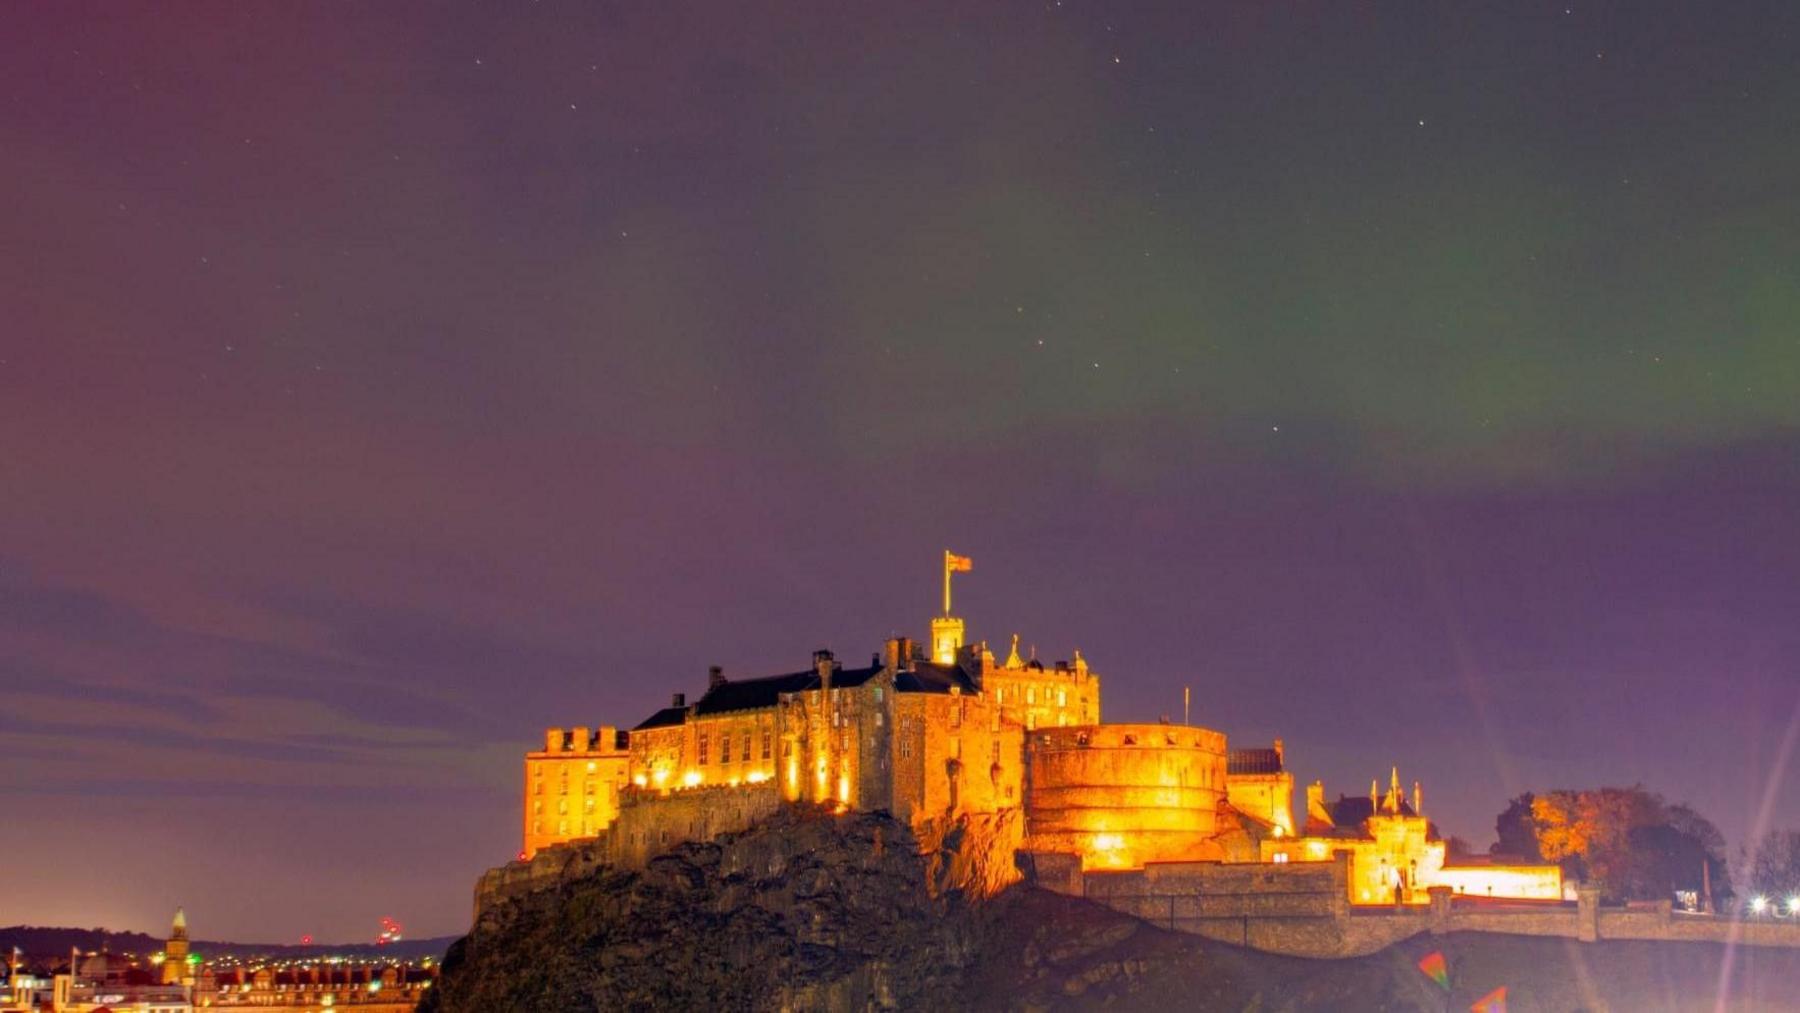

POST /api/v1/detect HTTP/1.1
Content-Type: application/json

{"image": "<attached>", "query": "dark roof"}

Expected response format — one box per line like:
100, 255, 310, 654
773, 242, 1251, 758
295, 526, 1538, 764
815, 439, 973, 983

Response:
695, 664, 885, 715
632, 663, 888, 729
893, 661, 979, 695
632, 706, 687, 731
1227, 747, 1284, 776
1322, 794, 1416, 829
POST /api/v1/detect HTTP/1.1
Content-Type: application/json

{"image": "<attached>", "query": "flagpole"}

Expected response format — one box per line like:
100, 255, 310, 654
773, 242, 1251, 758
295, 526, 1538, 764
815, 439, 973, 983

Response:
942, 550, 952, 616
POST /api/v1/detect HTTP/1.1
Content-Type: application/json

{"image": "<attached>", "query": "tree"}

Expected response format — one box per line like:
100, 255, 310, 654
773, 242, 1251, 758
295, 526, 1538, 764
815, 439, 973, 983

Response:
1747, 829, 1800, 901
1491, 786, 1730, 903
1492, 793, 1542, 860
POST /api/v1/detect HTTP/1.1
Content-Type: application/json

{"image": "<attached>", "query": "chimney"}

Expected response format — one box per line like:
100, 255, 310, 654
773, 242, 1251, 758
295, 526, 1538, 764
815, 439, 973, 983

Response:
883, 638, 903, 671
1274, 738, 1285, 766
671, 692, 686, 708
1306, 780, 1332, 827
708, 665, 726, 689
544, 728, 562, 752
1413, 780, 1422, 817
571, 726, 590, 752
814, 649, 834, 694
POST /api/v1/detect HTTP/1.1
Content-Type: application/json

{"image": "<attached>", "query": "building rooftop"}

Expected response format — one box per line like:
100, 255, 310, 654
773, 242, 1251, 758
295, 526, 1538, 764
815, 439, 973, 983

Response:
894, 660, 978, 695
1227, 747, 1285, 776
1304, 794, 1419, 838
633, 660, 898, 729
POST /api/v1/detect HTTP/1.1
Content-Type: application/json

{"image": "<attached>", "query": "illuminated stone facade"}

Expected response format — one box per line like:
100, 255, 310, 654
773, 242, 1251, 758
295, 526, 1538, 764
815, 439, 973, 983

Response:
523, 726, 630, 858
1224, 741, 1295, 836
1261, 771, 1562, 906
1024, 723, 1227, 869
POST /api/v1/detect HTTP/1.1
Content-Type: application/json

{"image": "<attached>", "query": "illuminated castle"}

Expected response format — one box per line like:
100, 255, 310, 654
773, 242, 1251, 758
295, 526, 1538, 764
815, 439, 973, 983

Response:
521, 552, 1558, 906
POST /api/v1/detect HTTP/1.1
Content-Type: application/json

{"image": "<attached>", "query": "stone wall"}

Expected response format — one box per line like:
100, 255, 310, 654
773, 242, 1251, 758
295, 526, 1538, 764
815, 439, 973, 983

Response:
476, 781, 783, 916
1027, 854, 1800, 959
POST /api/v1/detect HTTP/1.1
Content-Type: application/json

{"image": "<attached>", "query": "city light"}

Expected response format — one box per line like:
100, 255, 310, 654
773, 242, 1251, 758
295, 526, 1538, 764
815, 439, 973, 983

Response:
1789, 897, 1800, 915
1750, 895, 1768, 914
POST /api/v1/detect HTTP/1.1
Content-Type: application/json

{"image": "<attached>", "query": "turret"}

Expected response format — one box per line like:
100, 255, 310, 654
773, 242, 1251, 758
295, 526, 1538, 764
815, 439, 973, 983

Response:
932, 550, 972, 664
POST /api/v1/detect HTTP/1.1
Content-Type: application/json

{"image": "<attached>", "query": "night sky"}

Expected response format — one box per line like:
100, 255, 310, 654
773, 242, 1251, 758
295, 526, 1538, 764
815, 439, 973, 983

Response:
5, 2, 1798, 942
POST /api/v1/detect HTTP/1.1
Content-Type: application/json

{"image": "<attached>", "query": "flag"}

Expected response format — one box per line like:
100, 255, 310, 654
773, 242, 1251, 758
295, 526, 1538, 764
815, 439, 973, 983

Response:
946, 552, 972, 572
1417, 951, 1449, 991
1470, 985, 1507, 1012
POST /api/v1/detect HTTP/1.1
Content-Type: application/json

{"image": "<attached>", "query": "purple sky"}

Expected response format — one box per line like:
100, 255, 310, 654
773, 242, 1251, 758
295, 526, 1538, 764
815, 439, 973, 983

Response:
3, 2, 1798, 942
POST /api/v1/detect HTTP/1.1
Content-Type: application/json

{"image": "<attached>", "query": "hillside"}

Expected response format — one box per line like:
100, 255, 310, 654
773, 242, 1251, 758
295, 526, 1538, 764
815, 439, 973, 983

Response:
428, 809, 1800, 1011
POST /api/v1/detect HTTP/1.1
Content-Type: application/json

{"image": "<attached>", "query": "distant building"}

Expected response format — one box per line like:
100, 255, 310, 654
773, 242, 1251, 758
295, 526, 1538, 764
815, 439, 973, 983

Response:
9, 911, 436, 1013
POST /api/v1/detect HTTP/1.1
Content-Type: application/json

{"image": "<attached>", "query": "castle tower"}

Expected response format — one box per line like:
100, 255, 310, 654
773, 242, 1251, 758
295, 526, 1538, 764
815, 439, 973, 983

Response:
160, 908, 189, 985
930, 551, 972, 664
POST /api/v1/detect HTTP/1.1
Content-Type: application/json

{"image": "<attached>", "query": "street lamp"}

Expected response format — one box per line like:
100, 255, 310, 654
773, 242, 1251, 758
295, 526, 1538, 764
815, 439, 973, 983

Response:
1749, 895, 1768, 915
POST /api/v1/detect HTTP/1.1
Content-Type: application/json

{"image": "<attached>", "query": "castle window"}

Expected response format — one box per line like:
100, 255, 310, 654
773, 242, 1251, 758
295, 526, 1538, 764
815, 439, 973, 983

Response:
950, 701, 961, 727
874, 687, 884, 702
720, 733, 731, 763
761, 730, 772, 760
1057, 689, 1066, 707
585, 798, 594, 810
558, 820, 567, 835
533, 801, 542, 814
1026, 687, 1036, 705
535, 782, 544, 795
995, 688, 1004, 704
586, 782, 596, 794
742, 733, 751, 762
587, 761, 597, 773
558, 799, 567, 814
698, 732, 708, 765
1273, 853, 1289, 864
533, 821, 541, 834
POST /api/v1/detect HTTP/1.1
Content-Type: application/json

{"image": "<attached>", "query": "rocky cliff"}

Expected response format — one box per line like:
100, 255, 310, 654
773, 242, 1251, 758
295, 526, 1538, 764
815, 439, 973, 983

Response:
427, 808, 1800, 1012
428, 808, 986, 1012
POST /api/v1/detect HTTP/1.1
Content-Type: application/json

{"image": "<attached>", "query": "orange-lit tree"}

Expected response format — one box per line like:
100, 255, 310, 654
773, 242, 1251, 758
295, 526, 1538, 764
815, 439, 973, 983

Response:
1513, 787, 1727, 903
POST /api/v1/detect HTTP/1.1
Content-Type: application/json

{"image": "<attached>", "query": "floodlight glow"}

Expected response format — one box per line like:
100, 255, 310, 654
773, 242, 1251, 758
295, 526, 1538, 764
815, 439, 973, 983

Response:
1750, 895, 1768, 913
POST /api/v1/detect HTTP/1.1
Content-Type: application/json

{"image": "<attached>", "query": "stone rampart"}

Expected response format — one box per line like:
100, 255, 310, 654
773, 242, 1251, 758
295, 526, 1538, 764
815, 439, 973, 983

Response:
1026, 855, 1800, 959
476, 782, 782, 917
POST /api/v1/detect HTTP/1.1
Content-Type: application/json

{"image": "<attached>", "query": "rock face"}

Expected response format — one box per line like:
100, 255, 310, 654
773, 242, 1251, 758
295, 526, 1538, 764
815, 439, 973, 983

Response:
427, 808, 982, 1012
428, 808, 1800, 1011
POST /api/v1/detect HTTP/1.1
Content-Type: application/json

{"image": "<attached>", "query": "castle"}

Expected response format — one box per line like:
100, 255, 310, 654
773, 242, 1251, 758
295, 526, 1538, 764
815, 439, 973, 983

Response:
519, 552, 1559, 907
